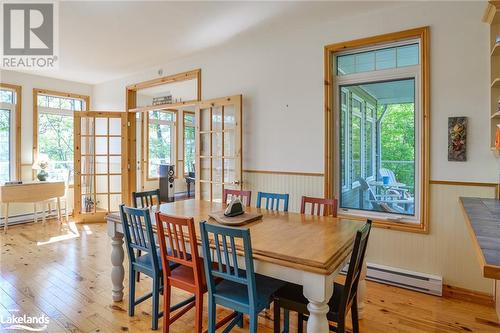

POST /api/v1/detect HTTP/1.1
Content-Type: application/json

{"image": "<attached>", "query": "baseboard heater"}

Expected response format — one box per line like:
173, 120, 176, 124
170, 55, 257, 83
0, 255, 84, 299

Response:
0, 208, 68, 226
342, 262, 443, 296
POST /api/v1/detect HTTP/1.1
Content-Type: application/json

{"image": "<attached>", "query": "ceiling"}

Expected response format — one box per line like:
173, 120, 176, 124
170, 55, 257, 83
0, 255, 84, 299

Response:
14, 1, 401, 85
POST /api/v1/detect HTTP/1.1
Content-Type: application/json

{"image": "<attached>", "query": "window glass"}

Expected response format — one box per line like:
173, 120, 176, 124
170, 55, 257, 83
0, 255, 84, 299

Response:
375, 48, 396, 70
184, 113, 195, 174
397, 44, 419, 67
148, 110, 175, 178
339, 79, 415, 216
0, 90, 14, 104
0, 109, 10, 182
37, 93, 85, 182
337, 43, 419, 75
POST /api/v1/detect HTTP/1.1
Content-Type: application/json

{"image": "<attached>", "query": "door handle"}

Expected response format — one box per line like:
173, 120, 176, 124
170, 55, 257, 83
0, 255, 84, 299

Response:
233, 180, 241, 185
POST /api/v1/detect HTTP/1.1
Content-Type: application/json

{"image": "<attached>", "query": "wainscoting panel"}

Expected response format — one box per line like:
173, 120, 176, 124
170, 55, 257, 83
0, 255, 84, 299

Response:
242, 170, 496, 295
243, 171, 324, 212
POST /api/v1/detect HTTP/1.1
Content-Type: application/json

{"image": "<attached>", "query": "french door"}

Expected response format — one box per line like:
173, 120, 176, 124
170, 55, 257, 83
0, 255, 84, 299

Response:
195, 95, 242, 202
74, 112, 128, 222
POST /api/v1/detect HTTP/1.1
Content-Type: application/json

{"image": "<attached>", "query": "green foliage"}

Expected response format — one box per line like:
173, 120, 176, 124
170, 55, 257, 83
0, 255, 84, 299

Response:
38, 113, 73, 172
379, 103, 415, 190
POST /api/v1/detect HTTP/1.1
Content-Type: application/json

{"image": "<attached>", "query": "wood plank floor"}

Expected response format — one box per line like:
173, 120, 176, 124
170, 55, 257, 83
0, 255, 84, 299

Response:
0, 220, 499, 332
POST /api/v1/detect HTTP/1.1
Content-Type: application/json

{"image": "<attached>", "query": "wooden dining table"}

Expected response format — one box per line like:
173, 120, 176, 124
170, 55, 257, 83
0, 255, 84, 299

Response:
106, 199, 367, 333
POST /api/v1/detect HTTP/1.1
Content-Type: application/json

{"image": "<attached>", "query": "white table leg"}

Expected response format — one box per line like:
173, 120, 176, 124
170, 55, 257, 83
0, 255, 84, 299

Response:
3, 203, 8, 234
56, 197, 62, 223
111, 233, 125, 302
303, 273, 334, 333
357, 259, 368, 319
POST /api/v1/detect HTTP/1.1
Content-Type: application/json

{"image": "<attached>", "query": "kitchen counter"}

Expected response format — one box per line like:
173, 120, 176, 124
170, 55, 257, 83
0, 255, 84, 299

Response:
460, 197, 500, 280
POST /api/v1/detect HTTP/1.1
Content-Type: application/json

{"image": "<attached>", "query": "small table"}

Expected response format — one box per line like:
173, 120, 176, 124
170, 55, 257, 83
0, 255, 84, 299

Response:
107, 199, 368, 333
185, 176, 195, 197
0, 181, 65, 233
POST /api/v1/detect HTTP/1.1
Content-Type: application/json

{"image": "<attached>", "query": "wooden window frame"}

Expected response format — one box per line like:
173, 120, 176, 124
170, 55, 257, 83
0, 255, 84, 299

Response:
0, 83, 21, 181
33, 88, 90, 182
182, 110, 195, 176
125, 68, 201, 195
145, 109, 178, 181
324, 27, 430, 233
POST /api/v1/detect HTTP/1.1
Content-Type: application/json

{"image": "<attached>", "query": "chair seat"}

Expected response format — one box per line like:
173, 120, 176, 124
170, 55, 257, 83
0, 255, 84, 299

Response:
275, 282, 344, 321
135, 249, 185, 273
215, 273, 285, 311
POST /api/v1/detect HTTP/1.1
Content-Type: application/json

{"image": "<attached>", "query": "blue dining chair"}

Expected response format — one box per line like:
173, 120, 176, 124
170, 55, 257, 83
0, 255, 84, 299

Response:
200, 221, 284, 333
132, 189, 161, 208
119, 204, 181, 330
131, 189, 161, 282
256, 192, 289, 212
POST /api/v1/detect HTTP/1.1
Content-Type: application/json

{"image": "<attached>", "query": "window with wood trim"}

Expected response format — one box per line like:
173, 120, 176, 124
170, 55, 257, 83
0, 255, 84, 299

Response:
34, 89, 89, 184
325, 27, 429, 232
0, 87, 17, 182
147, 110, 176, 179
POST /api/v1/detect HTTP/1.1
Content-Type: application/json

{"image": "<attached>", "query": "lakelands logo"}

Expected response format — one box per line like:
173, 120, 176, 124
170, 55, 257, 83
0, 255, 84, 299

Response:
0, 311, 49, 331
1, 0, 59, 69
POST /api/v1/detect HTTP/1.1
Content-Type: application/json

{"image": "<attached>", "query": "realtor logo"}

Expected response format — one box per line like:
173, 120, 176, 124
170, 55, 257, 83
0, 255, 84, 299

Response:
1, 1, 59, 69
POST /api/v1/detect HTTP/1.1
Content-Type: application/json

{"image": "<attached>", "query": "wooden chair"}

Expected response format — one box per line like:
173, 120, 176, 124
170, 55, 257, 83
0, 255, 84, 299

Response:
132, 189, 161, 282
155, 213, 201, 332
300, 196, 338, 217
223, 188, 252, 206
273, 220, 373, 333
132, 189, 161, 208
119, 204, 179, 330
200, 221, 284, 333
256, 191, 289, 212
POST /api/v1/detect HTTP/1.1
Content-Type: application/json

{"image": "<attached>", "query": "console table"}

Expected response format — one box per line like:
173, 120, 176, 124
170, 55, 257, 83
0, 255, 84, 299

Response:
0, 181, 65, 233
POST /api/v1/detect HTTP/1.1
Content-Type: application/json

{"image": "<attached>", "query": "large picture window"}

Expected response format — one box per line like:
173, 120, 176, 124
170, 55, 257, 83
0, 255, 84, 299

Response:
325, 27, 429, 232
35, 89, 89, 183
147, 110, 176, 179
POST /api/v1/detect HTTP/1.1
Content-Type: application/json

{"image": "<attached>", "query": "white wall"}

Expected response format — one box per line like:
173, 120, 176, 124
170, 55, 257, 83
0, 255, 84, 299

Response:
0, 70, 92, 216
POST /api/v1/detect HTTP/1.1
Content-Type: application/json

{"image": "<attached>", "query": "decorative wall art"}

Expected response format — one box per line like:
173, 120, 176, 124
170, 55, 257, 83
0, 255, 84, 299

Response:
448, 116, 467, 161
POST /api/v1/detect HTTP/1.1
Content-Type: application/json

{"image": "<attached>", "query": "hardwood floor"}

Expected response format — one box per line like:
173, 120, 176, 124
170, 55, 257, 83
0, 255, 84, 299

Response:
0, 220, 499, 332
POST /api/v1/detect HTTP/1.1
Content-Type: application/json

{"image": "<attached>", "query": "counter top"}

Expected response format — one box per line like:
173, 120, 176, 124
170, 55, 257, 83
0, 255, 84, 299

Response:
460, 197, 500, 279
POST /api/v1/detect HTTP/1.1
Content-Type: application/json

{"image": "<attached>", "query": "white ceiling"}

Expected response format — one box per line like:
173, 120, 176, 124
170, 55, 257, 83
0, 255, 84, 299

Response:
18, 1, 401, 85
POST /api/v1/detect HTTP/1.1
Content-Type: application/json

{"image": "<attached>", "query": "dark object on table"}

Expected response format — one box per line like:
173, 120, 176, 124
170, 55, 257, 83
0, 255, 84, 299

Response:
448, 117, 467, 161
159, 164, 175, 202
224, 197, 245, 217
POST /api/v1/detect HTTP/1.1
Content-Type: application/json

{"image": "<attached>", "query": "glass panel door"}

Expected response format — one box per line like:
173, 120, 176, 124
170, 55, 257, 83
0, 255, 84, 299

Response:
74, 112, 127, 222
195, 95, 242, 202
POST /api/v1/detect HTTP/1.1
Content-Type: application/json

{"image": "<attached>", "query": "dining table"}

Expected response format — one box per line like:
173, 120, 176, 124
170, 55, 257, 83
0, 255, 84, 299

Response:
106, 199, 368, 333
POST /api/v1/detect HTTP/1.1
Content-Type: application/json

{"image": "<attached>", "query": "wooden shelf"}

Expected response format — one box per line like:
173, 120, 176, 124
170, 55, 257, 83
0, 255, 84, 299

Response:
129, 100, 198, 113
492, 43, 500, 56
492, 78, 500, 88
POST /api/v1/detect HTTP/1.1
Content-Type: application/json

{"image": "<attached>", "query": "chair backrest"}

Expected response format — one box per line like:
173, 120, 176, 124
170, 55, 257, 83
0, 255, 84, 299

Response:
223, 189, 252, 207
156, 212, 203, 285
200, 221, 257, 307
358, 178, 386, 211
256, 192, 289, 212
119, 204, 160, 272
379, 168, 397, 184
132, 189, 161, 208
338, 220, 372, 316
300, 196, 338, 217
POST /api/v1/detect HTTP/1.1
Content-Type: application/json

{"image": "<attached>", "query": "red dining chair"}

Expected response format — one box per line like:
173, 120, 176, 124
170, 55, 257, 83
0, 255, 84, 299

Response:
156, 212, 237, 333
300, 196, 338, 217
223, 189, 252, 206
